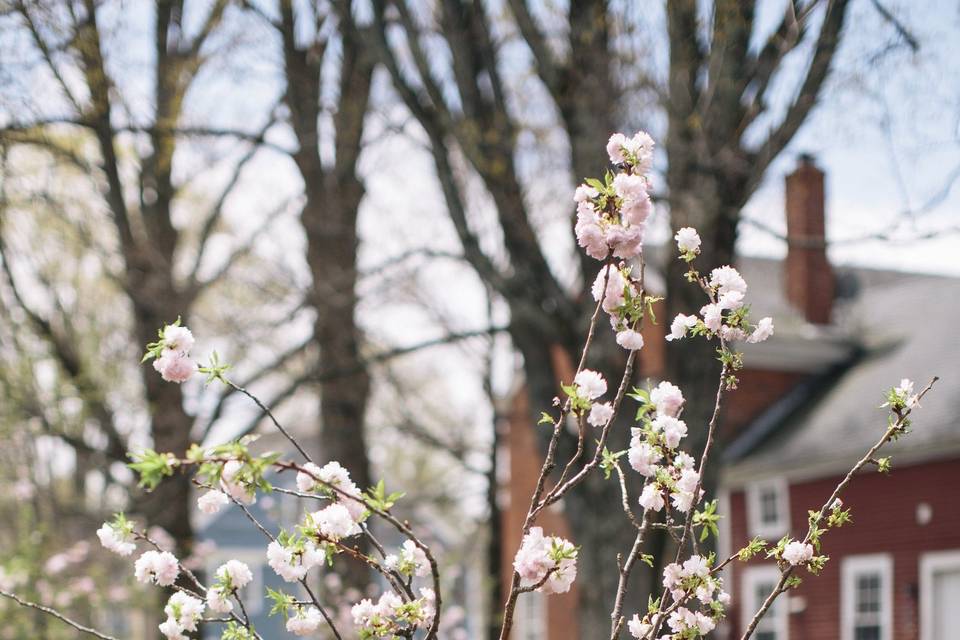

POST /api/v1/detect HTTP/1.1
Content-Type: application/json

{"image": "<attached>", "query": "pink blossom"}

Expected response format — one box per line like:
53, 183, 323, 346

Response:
134, 550, 179, 587
616, 329, 645, 351
588, 402, 614, 427
609, 223, 645, 259
287, 607, 323, 635
513, 528, 578, 594
296, 462, 322, 493
153, 349, 196, 383
628, 615, 651, 639
782, 541, 814, 566
709, 265, 747, 296
97, 523, 136, 557
220, 460, 255, 505
650, 381, 684, 417
671, 490, 695, 513
748, 317, 774, 344
513, 528, 553, 582
162, 325, 195, 352
312, 504, 361, 540
701, 303, 722, 332
216, 559, 253, 589
158, 618, 187, 640
622, 131, 655, 172
718, 290, 745, 311
197, 489, 229, 515
666, 313, 698, 341
575, 208, 609, 260
163, 592, 204, 632
613, 172, 647, 202
574, 184, 598, 203
351, 599, 377, 626
720, 325, 749, 342
676, 468, 700, 494
574, 369, 607, 400
606, 133, 629, 164
639, 483, 665, 512
207, 587, 232, 614
653, 415, 687, 449
591, 265, 627, 312
674, 227, 701, 254
628, 439, 661, 477
542, 540, 577, 595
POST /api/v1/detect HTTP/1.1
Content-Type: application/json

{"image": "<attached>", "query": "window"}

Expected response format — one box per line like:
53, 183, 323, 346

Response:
207, 548, 265, 615
513, 591, 546, 640
747, 478, 789, 539
919, 550, 960, 640
741, 565, 788, 640
842, 554, 892, 640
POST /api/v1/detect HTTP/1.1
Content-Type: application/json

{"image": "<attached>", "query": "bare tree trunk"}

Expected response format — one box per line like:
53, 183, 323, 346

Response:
278, 0, 377, 593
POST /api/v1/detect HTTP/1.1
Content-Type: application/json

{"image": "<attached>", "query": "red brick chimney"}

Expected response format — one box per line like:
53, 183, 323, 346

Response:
785, 154, 834, 325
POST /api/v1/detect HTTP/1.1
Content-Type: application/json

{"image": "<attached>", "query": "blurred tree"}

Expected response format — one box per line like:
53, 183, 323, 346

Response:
0, 0, 293, 562
268, 0, 379, 592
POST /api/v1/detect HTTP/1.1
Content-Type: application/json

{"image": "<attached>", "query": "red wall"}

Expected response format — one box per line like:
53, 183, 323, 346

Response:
726, 457, 960, 639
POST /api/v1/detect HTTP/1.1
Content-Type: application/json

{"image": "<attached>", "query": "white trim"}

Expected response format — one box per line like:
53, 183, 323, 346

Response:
206, 547, 266, 616
717, 488, 733, 596
919, 549, 960, 640
746, 477, 790, 540
741, 564, 788, 639
841, 553, 893, 640
512, 590, 547, 640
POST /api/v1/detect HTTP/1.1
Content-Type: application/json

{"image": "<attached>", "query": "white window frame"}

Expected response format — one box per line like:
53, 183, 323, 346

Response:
746, 477, 790, 540
841, 553, 893, 640
741, 564, 789, 640
919, 549, 960, 640
512, 590, 546, 640
206, 547, 266, 616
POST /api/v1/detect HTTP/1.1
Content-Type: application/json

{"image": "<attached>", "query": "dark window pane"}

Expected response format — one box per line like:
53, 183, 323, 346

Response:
854, 626, 880, 640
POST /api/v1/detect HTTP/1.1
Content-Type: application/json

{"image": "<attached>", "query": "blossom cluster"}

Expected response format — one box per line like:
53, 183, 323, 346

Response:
144, 321, 197, 383
665, 237, 774, 346
569, 368, 616, 427
628, 555, 729, 639
385, 540, 430, 578
296, 460, 366, 522
351, 588, 437, 638
575, 131, 655, 261
159, 591, 204, 640
591, 264, 648, 352
512, 527, 578, 594
95, 515, 136, 557
627, 382, 702, 514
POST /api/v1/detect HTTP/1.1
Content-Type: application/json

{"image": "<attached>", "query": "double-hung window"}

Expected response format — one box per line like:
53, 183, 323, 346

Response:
747, 477, 790, 540
841, 554, 892, 640
741, 565, 788, 640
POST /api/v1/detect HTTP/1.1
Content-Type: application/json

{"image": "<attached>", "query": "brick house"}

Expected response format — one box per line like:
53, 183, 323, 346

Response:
501, 158, 960, 639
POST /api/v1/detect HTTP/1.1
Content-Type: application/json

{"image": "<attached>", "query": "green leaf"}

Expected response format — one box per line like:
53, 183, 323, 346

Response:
127, 449, 177, 490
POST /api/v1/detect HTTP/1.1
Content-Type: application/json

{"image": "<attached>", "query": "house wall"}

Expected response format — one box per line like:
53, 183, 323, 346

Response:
501, 383, 580, 640
725, 457, 960, 640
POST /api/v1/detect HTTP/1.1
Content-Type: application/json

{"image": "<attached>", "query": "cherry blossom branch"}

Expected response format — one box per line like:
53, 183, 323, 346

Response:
225, 492, 343, 640
274, 461, 443, 638
225, 380, 313, 463
497, 272, 612, 640
739, 376, 938, 640
609, 509, 653, 638
0, 590, 120, 640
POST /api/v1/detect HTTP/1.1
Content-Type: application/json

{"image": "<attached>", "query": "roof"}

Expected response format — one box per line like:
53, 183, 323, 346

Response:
719, 258, 960, 488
